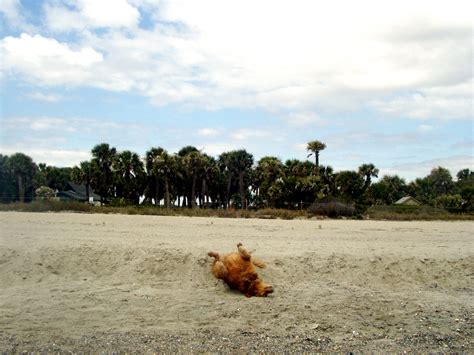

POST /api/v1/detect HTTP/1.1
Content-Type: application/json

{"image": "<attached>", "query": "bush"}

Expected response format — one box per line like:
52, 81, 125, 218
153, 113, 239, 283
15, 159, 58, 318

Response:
308, 200, 355, 218
0, 200, 94, 213
365, 205, 474, 220
35, 186, 56, 200
435, 194, 463, 210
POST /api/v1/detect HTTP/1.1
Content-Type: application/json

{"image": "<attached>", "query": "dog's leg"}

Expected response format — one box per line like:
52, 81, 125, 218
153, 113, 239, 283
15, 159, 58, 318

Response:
252, 258, 267, 268
208, 251, 220, 260
237, 243, 251, 260
212, 261, 229, 279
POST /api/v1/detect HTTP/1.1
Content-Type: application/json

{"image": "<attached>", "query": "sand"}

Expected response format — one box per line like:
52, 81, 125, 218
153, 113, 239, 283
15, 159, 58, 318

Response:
0, 211, 472, 352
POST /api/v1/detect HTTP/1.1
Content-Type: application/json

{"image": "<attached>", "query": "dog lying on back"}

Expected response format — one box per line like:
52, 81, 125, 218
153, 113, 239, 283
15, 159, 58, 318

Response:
208, 243, 274, 297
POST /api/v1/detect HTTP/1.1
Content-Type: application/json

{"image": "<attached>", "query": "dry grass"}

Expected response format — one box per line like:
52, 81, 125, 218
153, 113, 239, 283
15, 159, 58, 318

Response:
0, 200, 472, 220
366, 205, 474, 220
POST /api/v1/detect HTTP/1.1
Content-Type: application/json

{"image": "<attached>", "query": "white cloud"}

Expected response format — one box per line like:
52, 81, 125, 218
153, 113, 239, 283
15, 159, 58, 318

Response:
370, 80, 473, 120
417, 124, 434, 133
231, 129, 269, 141
0, 147, 91, 167
2, 0, 473, 120
0, 116, 124, 135
293, 143, 307, 152
451, 139, 473, 150
1, 34, 103, 86
285, 112, 326, 126
197, 128, 220, 137
31, 117, 74, 131
0, 0, 22, 27
0, 116, 145, 166
45, 0, 140, 31
379, 156, 474, 182
29, 92, 63, 102
199, 143, 240, 157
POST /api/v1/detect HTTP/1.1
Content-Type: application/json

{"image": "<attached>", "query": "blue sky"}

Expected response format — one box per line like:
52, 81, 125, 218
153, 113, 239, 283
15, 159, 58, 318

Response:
0, 0, 472, 181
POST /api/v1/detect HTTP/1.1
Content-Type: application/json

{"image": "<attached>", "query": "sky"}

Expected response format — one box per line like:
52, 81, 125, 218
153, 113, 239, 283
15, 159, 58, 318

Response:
0, 0, 473, 181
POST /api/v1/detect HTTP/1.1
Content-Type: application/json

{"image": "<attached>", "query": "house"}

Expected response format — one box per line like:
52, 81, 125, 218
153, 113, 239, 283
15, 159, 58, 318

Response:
57, 182, 101, 204
394, 195, 421, 206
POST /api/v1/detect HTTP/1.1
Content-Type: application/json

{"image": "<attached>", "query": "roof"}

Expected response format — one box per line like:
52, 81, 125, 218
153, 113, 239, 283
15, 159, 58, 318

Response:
57, 190, 88, 201
60, 181, 101, 200
394, 196, 421, 205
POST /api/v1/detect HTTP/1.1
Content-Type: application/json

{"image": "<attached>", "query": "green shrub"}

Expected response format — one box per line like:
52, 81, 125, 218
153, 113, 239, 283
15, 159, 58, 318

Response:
35, 186, 56, 200
365, 204, 473, 220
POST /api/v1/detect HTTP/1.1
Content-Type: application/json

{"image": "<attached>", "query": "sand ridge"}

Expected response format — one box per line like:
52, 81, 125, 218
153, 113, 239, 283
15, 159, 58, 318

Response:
0, 212, 472, 352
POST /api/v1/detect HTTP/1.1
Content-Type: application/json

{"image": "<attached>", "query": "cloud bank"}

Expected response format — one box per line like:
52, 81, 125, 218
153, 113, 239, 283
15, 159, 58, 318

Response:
1, 0, 472, 120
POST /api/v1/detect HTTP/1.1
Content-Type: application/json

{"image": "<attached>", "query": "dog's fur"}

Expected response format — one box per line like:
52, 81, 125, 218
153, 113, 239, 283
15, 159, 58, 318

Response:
208, 243, 274, 297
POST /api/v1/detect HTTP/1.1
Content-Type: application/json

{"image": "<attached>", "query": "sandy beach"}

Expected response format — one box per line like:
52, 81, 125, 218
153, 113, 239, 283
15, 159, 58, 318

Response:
0, 212, 472, 352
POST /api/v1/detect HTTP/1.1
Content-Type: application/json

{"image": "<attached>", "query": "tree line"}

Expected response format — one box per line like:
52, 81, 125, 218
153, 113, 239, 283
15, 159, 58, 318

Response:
0, 141, 473, 212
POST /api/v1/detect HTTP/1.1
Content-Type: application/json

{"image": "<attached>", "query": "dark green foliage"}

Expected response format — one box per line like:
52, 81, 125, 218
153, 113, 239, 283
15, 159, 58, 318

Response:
218, 149, 254, 209
36, 164, 72, 191
335, 170, 365, 201
368, 175, 407, 205
71, 161, 93, 201
113, 150, 145, 204
91, 143, 117, 203
1, 143, 472, 219
306, 140, 326, 175
0, 154, 17, 203
4, 153, 38, 202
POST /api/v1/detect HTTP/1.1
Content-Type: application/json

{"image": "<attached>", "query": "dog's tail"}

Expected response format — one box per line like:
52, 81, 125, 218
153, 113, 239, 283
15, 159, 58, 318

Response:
208, 251, 220, 260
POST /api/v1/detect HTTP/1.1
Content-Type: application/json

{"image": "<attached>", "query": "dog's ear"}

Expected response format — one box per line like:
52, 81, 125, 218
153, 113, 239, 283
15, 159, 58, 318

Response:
243, 281, 256, 297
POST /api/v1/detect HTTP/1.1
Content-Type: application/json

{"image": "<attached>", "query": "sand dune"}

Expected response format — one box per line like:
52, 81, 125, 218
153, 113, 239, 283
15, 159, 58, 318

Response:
0, 212, 472, 352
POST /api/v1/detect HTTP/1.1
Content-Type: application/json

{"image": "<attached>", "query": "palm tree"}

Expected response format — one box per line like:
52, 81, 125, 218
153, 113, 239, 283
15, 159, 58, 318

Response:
182, 150, 206, 208
91, 143, 117, 204
152, 150, 177, 208
6, 153, 37, 202
428, 166, 454, 196
218, 151, 234, 209
200, 154, 217, 207
177, 146, 200, 207
71, 161, 93, 201
285, 159, 314, 178
368, 175, 407, 205
306, 140, 326, 175
0, 154, 17, 203
335, 170, 365, 201
113, 150, 145, 203
221, 150, 254, 209
254, 156, 285, 207
358, 163, 379, 191
145, 147, 165, 205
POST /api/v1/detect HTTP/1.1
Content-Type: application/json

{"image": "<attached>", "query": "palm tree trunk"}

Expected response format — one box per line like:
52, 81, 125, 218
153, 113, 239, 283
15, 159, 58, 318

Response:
226, 175, 232, 209
154, 178, 160, 205
202, 178, 208, 208
315, 152, 320, 175
17, 174, 24, 203
239, 171, 245, 209
164, 176, 170, 208
191, 174, 196, 208
363, 176, 370, 191
86, 183, 90, 202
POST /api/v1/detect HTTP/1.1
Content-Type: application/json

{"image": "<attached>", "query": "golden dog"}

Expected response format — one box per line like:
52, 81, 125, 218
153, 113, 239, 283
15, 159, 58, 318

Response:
208, 243, 274, 297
